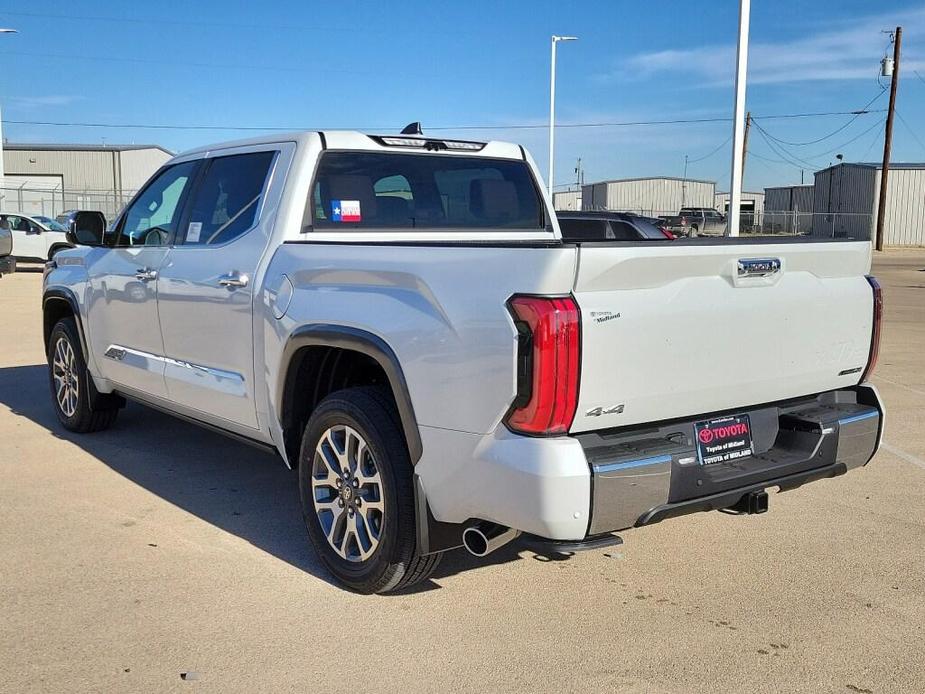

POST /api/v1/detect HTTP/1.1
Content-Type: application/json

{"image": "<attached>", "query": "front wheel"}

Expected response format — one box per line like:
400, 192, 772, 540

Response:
298, 387, 441, 593
47, 317, 119, 433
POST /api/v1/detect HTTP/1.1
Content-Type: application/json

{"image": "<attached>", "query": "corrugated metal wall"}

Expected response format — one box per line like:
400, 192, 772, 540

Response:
714, 191, 765, 213
119, 148, 172, 191
764, 185, 814, 234
877, 168, 925, 246
812, 164, 876, 240
581, 178, 714, 215
6, 148, 117, 191
553, 190, 582, 211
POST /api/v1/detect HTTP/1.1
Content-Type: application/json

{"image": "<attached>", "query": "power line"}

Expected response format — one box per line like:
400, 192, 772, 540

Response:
2, 109, 887, 134
753, 116, 886, 167
756, 90, 885, 146
687, 135, 732, 164
894, 110, 925, 155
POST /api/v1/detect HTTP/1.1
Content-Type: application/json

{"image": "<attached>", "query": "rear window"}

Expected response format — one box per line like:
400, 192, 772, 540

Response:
310, 152, 544, 230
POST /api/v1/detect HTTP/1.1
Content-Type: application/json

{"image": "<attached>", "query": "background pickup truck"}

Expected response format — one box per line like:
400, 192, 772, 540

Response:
42, 130, 884, 593
660, 206, 727, 236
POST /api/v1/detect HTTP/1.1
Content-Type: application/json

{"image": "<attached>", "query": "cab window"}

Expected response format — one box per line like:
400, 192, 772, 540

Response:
115, 161, 197, 247
182, 151, 276, 245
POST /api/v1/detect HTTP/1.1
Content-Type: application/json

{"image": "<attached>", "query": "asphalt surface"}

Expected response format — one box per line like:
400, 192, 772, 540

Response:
1, 251, 923, 693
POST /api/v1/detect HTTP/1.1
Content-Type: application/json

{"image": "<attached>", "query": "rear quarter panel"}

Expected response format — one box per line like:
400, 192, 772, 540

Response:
263, 243, 577, 435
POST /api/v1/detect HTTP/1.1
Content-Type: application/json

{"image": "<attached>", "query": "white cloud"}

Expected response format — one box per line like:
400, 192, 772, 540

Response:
604, 6, 925, 86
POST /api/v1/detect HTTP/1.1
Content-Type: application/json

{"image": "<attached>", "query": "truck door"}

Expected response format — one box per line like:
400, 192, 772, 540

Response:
86, 160, 200, 397
155, 144, 287, 431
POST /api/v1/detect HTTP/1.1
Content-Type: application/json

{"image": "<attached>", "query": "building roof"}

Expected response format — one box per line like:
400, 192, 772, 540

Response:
5, 142, 173, 155
814, 161, 925, 175
764, 184, 814, 191
584, 175, 716, 186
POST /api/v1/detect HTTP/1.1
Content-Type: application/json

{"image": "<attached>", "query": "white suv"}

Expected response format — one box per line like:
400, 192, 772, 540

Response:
0, 213, 73, 262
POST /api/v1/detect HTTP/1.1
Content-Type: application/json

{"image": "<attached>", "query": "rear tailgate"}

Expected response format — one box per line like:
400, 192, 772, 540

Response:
570, 240, 874, 433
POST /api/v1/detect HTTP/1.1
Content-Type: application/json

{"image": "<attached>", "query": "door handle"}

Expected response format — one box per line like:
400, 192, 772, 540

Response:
135, 268, 157, 281
218, 271, 249, 288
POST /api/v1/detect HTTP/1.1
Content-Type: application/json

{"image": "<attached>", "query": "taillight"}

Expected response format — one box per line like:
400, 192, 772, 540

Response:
860, 275, 882, 382
505, 295, 580, 435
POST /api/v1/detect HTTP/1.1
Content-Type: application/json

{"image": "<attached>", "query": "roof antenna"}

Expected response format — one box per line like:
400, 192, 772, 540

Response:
400, 122, 423, 135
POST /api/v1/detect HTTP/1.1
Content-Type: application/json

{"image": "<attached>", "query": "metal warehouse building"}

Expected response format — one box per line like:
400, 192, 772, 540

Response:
2, 143, 173, 220
714, 190, 765, 230
811, 162, 925, 246
581, 176, 714, 216
764, 184, 815, 234
552, 189, 582, 211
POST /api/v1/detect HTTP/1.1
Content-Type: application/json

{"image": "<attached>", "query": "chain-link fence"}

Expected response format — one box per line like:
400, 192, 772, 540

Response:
0, 184, 136, 224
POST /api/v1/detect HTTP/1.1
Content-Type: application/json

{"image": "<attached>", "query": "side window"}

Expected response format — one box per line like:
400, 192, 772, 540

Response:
182, 151, 276, 245
608, 221, 641, 240
558, 218, 609, 241
116, 161, 197, 247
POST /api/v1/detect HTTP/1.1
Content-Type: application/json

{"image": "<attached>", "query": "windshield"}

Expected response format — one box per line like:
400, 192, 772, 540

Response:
311, 152, 545, 230
35, 216, 68, 232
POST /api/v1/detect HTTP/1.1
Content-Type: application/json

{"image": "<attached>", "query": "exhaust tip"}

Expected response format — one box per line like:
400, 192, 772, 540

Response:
462, 522, 520, 557
462, 526, 490, 557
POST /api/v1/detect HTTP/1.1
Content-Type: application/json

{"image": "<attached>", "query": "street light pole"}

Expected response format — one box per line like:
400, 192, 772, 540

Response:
727, 0, 750, 237
0, 28, 17, 205
548, 35, 577, 198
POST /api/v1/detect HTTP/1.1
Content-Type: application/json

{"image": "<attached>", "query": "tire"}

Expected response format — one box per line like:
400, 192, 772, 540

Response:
47, 317, 120, 433
298, 387, 441, 593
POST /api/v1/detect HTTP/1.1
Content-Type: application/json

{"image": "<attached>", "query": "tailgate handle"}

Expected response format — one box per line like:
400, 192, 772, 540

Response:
737, 258, 781, 278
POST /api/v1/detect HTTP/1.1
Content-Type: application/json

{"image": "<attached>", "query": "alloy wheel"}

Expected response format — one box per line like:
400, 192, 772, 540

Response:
52, 336, 78, 418
311, 425, 385, 562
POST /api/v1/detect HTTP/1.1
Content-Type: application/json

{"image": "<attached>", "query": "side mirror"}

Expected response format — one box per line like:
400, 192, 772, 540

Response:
67, 211, 108, 246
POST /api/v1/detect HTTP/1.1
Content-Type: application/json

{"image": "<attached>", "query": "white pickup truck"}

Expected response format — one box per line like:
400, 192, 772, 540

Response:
42, 131, 884, 593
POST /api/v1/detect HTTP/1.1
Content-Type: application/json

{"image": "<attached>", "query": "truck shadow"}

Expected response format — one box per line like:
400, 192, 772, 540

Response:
0, 364, 562, 592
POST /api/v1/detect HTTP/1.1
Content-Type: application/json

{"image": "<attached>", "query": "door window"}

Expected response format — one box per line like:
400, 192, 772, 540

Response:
181, 151, 276, 245
115, 161, 197, 247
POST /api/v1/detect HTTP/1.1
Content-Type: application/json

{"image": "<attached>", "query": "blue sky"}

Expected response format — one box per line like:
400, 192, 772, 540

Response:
2, 0, 925, 192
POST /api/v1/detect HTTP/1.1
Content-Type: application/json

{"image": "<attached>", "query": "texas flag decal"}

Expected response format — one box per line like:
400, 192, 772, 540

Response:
331, 199, 362, 223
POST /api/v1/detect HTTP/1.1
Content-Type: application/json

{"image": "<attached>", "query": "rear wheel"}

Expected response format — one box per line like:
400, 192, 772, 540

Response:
47, 317, 120, 433
298, 387, 441, 593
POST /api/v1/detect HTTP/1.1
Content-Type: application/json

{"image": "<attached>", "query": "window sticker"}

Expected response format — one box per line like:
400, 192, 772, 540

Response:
331, 199, 361, 223
186, 221, 203, 243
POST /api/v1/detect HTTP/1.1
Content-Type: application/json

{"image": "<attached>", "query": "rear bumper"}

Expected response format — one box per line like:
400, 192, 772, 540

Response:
421, 385, 883, 544
581, 384, 884, 535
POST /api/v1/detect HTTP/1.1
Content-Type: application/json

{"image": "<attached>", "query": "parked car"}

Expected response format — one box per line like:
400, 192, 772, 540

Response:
42, 131, 884, 593
0, 212, 74, 261
33, 215, 70, 233
0, 220, 13, 276
557, 211, 675, 241
55, 210, 79, 227
661, 206, 727, 236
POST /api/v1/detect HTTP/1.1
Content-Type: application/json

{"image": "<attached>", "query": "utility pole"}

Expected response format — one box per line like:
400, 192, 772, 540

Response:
876, 26, 901, 252
681, 155, 689, 208
727, 0, 751, 236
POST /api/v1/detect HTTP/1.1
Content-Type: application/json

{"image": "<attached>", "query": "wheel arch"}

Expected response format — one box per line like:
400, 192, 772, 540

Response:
43, 288, 88, 360
277, 324, 423, 467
